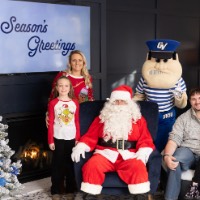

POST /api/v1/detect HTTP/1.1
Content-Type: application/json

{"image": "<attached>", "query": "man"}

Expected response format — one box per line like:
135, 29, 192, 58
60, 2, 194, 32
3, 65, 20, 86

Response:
71, 85, 155, 200
134, 39, 187, 152
163, 88, 200, 200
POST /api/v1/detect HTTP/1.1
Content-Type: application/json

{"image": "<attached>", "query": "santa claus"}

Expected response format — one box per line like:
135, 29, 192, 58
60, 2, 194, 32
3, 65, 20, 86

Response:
71, 85, 155, 200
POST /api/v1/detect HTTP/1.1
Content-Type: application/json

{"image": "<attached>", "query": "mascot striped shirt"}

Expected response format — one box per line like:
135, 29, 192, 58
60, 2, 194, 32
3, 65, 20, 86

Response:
135, 77, 186, 112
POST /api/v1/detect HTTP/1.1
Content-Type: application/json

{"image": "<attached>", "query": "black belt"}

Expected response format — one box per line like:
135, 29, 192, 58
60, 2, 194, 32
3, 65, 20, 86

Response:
98, 138, 137, 150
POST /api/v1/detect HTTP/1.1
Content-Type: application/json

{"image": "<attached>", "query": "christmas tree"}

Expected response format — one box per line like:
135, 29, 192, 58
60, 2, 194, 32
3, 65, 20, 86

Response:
0, 116, 22, 198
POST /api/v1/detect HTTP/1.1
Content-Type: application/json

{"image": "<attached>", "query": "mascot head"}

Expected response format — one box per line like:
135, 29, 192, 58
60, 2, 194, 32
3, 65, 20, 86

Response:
142, 39, 182, 88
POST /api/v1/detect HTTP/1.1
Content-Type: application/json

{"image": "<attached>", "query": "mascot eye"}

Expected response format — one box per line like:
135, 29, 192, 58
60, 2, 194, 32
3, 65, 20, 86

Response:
156, 59, 160, 63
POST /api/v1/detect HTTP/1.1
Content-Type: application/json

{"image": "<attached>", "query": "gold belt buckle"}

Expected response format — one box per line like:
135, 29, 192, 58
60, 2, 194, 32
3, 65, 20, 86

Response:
116, 138, 124, 150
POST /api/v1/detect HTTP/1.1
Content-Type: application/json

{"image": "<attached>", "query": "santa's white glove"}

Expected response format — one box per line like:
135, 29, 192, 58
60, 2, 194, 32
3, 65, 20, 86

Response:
135, 147, 153, 165
71, 142, 89, 163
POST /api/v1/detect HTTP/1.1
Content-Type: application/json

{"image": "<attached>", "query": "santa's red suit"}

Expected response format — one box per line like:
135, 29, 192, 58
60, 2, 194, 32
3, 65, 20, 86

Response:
71, 85, 155, 195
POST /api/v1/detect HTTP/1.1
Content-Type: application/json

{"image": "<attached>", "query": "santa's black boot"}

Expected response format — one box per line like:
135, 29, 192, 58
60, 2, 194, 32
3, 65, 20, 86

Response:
78, 192, 100, 200
86, 194, 98, 200
132, 193, 148, 200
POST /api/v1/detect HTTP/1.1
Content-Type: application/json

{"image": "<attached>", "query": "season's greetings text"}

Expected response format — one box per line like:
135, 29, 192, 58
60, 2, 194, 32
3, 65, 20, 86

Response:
0, 16, 75, 57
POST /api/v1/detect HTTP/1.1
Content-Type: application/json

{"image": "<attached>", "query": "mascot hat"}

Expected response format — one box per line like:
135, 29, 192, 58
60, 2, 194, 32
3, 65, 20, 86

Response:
110, 85, 133, 102
146, 39, 180, 59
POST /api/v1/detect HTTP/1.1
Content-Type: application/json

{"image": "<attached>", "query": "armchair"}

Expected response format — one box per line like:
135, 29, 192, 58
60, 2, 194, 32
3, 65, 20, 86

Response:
74, 100, 162, 195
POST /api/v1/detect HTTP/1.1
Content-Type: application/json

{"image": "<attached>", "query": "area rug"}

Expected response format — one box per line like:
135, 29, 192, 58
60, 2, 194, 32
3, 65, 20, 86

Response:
2, 177, 52, 200
1, 177, 164, 200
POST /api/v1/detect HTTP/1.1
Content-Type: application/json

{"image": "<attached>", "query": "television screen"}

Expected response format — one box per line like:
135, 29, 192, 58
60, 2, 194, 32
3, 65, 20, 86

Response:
0, 0, 90, 74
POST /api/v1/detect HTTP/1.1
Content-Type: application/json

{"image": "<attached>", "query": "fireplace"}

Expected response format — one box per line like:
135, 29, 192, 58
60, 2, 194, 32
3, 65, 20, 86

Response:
4, 112, 52, 183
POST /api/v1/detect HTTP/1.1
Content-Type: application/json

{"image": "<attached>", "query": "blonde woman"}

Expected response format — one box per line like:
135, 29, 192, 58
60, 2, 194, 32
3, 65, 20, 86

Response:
49, 50, 94, 103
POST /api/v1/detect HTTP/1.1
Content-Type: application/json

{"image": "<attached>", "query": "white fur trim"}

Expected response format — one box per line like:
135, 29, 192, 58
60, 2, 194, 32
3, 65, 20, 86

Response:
128, 181, 150, 194
94, 149, 138, 163
181, 170, 195, 181
94, 149, 119, 163
110, 91, 131, 101
118, 150, 137, 160
81, 182, 102, 195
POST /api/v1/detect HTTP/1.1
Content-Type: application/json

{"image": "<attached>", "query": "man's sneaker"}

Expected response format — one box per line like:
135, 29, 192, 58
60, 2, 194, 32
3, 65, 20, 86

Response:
185, 182, 200, 199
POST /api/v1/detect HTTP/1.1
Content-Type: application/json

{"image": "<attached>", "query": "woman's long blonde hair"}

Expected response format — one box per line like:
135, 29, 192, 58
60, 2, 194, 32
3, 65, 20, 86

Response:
66, 50, 93, 88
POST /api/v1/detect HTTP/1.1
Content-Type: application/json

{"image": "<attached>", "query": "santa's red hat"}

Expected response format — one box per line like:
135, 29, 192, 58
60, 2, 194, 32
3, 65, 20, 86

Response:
109, 85, 133, 101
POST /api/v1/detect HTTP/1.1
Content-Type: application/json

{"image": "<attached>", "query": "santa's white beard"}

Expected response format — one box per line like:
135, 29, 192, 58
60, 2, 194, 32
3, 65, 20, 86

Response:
99, 100, 141, 142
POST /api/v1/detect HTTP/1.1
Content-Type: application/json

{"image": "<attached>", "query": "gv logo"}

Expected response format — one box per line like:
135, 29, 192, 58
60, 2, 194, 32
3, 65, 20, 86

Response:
157, 42, 168, 50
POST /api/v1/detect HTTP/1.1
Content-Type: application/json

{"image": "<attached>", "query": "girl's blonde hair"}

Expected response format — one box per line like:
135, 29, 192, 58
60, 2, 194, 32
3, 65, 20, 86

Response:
53, 76, 75, 99
66, 50, 93, 88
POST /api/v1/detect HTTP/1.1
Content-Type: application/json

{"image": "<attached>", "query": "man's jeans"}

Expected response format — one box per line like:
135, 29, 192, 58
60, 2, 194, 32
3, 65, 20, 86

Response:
164, 147, 197, 200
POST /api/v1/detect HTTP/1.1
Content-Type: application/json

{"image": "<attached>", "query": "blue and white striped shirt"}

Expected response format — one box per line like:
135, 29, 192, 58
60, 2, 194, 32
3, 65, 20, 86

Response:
135, 77, 186, 112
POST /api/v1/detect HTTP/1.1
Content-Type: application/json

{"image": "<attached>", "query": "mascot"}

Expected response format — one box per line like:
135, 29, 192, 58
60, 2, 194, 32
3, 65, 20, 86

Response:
134, 39, 187, 152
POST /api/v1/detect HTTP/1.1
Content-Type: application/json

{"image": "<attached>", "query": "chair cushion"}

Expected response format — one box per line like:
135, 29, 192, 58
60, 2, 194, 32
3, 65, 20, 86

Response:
181, 170, 194, 181
103, 172, 127, 187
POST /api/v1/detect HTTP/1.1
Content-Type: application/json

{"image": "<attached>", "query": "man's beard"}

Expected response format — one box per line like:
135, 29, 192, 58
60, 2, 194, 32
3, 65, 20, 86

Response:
99, 101, 141, 142
193, 106, 200, 113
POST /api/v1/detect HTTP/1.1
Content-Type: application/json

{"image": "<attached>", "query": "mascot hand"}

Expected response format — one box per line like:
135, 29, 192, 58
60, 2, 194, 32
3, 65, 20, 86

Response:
133, 92, 146, 101
170, 89, 183, 100
71, 143, 87, 163
174, 92, 188, 109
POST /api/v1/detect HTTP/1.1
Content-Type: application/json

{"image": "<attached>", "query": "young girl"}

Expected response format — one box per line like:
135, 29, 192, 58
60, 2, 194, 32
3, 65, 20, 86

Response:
48, 76, 80, 200
49, 50, 94, 103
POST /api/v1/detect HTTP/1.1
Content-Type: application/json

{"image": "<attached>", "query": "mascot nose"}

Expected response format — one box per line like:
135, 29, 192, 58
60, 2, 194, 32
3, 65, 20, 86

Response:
155, 60, 166, 70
